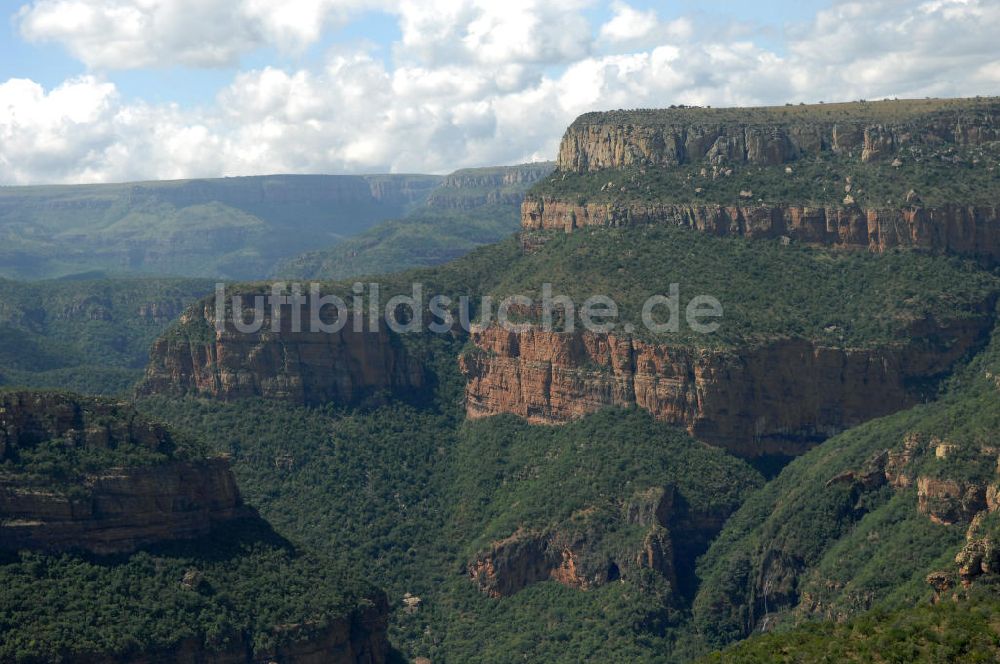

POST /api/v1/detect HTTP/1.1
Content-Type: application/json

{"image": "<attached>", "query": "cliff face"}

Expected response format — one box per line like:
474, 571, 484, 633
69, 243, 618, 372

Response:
557, 99, 999, 171
0, 391, 251, 555
460, 315, 993, 456
522, 199, 1000, 261
468, 487, 677, 597
139, 298, 424, 404
0, 459, 249, 555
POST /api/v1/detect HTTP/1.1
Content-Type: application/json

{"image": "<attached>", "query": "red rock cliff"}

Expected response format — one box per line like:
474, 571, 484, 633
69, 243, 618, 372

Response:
460, 316, 993, 456
521, 198, 1000, 261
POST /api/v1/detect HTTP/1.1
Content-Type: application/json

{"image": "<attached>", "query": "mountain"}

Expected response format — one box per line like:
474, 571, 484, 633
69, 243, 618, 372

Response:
0, 174, 441, 280
0, 390, 389, 663
274, 162, 555, 279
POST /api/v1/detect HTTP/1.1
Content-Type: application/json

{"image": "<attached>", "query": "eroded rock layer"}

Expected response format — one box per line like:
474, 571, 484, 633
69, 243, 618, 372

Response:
460, 317, 993, 456
521, 199, 1000, 261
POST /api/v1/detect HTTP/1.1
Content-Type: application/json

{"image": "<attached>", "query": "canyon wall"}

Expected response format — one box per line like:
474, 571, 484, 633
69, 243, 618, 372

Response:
460, 314, 993, 457
521, 198, 1000, 261
139, 298, 425, 404
0, 391, 252, 554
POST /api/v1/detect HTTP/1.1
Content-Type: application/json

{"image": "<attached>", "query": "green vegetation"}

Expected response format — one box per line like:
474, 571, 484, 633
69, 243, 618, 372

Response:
464, 226, 996, 348
0, 277, 213, 396
138, 366, 762, 664
273, 204, 523, 280
692, 314, 1000, 649
701, 597, 1000, 663
533, 151, 1000, 207
0, 389, 209, 484
0, 519, 378, 663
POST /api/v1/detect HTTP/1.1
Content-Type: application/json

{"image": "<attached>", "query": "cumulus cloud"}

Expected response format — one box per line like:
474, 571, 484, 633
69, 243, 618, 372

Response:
16, 0, 383, 68
3, 0, 1000, 184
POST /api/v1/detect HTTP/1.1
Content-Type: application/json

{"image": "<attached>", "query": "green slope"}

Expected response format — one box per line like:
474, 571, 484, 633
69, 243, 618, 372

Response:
693, 313, 1000, 648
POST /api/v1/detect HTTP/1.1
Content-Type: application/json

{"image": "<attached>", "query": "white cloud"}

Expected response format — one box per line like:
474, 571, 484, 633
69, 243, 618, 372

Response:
2, 0, 1000, 185
16, 0, 382, 68
599, 1, 658, 43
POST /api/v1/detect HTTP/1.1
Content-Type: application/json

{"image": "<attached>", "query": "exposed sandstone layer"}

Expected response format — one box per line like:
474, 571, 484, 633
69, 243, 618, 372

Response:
521, 198, 1000, 261
0, 391, 252, 554
139, 298, 424, 404
460, 316, 993, 456
557, 99, 999, 171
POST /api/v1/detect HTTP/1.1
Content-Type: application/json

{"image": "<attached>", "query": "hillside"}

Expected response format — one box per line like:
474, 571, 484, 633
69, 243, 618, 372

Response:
0, 277, 214, 395
0, 390, 389, 663
275, 162, 555, 279
692, 313, 1000, 648
0, 174, 441, 280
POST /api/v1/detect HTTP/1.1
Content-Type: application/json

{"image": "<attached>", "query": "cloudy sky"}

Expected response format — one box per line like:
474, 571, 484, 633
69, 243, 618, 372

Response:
0, 0, 998, 185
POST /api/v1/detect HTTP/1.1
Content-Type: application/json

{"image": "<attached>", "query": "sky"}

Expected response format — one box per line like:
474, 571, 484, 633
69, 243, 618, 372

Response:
0, 0, 998, 185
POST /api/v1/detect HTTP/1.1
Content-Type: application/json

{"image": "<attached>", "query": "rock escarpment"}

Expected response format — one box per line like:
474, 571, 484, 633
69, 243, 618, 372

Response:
522, 199, 1000, 261
557, 99, 999, 172
139, 297, 424, 404
460, 315, 993, 456
526, 98, 1000, 260
0, 391, 251, 554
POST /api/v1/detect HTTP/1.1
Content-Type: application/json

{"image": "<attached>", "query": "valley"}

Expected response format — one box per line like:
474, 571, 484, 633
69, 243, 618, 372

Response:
3, 96, 1000, 662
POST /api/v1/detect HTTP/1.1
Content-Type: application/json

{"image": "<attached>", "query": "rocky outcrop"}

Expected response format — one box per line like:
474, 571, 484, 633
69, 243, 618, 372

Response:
460, 316, 992, 456
469, 487, 677, 597
0, 391, 252, 554
0, 459, 251, 555
427, 162, 555, 209
138, 297, 425, 404
521, 198, 1000, 261
557, 99, 1000, 172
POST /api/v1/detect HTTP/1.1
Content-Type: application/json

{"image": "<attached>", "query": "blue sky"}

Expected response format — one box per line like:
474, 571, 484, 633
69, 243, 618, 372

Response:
0, 0, 997, 184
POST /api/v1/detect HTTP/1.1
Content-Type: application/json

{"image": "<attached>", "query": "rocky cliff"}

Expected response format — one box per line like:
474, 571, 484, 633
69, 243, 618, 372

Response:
557, 98, 999, 171
138, 297, 424, 404
0, 390, 251, 554
460, 313, 993, 456
526, 98, 1000, 260
522, 199, 1000, 261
